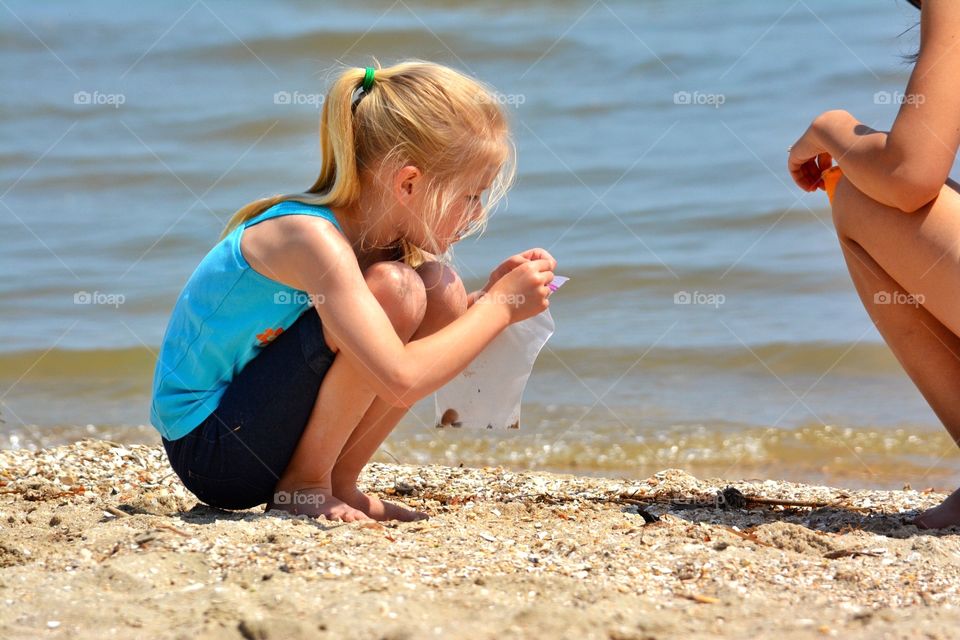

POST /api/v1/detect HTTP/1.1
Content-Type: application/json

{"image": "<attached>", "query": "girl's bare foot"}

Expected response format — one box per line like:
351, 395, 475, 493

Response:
912, 486, 960, 530
266, 485, 372, 522
334, 486, 429, 521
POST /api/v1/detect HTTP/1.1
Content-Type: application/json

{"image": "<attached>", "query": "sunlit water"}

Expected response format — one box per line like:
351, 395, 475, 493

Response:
2, 0, 955, 489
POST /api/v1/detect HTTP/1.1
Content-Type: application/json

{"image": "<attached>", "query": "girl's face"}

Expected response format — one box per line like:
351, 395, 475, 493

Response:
435, 167, 500, 251
435, 186, 486, 250
395, 164, 499, 254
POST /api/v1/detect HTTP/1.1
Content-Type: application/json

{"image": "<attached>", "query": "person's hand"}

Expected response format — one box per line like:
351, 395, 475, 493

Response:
481, 248, 558, 296
484, 258, 554, 323
789, 113, 836, 192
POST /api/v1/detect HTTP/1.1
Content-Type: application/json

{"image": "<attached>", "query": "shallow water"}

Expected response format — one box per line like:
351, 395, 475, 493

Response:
2, 0, 956, 489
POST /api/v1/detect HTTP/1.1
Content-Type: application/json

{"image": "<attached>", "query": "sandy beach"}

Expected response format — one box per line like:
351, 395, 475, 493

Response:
0, 438, 957, 639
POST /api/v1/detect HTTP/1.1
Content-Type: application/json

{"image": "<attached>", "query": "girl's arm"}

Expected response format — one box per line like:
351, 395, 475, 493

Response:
789, 0, 960, 212
281, 220, 553, 408
467, 249, 558, 308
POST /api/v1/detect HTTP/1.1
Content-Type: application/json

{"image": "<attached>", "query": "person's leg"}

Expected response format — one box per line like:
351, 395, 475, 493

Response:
330, 261, 469, 520
270, 261, 427, 521
830, 176, 960, 528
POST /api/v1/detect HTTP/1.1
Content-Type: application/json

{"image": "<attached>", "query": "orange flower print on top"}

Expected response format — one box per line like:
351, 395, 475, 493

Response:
256, 327, 284, 347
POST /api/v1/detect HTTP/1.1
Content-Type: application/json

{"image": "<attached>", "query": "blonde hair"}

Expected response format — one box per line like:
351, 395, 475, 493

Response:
220, 60, 516, 268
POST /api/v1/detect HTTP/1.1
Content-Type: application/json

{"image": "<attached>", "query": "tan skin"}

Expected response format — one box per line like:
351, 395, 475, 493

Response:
240, 164, 557, 521
789, 0, 960, 528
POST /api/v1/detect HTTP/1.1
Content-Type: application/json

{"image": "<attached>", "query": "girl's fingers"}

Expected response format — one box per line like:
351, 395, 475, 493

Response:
789, 165, 807, 190
789, 154, 816, 187
798, 161, 813, 190
815, 154, 833, 191
520, 248, 557, 270
519, 249, 538, 261
497, 256, 527, 278
816, 152, 833, 172
788, 131, 830, 192
528, 259, 553, 274
804, 159, 823, 191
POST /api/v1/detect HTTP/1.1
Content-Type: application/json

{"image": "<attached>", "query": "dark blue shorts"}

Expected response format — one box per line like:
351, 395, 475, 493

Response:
161, 308, 336, 510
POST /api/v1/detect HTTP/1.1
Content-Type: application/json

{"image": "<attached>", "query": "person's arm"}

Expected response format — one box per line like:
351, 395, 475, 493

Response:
789, 0, 960, 212
282, 222, 554, 408
467, 249, 558, 308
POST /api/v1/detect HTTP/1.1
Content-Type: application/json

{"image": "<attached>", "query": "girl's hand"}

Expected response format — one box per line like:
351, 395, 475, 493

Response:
481, 248, 558, 295
789, 113, 836, 193
483, 258, 554, 324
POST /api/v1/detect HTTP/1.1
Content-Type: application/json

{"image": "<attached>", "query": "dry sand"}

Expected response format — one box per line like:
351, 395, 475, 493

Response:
1, 438, 960, 639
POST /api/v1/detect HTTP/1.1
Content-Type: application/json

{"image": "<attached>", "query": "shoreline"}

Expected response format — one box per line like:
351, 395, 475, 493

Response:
2, 422, 956, 495
2, 438, 959, 639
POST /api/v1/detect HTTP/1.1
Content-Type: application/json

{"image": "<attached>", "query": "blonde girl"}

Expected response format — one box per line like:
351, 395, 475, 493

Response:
151, 60, 557, 522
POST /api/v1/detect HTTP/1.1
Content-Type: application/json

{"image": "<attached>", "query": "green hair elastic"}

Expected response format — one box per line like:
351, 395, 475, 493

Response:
362, 67, 376, 92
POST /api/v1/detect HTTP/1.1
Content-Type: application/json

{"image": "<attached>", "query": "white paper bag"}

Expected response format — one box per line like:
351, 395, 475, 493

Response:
434, 276, 568, 430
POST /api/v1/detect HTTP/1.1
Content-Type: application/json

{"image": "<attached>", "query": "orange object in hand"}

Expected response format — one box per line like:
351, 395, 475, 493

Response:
821, 166, 843, 205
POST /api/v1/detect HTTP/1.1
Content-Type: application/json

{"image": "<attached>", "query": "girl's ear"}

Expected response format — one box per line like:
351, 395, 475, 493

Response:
395, 165, 422, 199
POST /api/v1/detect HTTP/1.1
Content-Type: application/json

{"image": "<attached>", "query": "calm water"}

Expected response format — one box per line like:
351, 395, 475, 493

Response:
3, 0, 956, 489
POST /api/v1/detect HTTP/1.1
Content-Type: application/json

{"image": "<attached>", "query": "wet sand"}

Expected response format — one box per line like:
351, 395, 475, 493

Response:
1, 438, 960, 639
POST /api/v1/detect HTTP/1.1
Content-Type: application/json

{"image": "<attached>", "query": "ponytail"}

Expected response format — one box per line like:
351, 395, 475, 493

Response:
219, 67, 368, 241
220, 60, 515, 270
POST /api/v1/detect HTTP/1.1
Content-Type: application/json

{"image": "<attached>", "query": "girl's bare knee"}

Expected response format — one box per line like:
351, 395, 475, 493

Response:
415, 261, 468, 334
831, 176, 870, 242
363, 261, 427, 341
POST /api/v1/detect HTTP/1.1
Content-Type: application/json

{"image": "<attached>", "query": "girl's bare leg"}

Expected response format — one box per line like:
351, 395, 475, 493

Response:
330, 261, 469, 521
831, 176, 960, 528
269, 261, 427, 522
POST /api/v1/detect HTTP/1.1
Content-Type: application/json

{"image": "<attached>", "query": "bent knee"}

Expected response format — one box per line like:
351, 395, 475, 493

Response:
831, 176, 877, 243
364, 261, 427, 341
415, 261, 468, 335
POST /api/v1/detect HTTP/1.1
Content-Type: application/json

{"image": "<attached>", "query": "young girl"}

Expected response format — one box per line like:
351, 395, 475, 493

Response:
150, 60, 557, 522
788, 0, 960, 528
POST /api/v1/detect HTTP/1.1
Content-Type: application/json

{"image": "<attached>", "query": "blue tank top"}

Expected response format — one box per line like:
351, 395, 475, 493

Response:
149, 201, 344, 440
